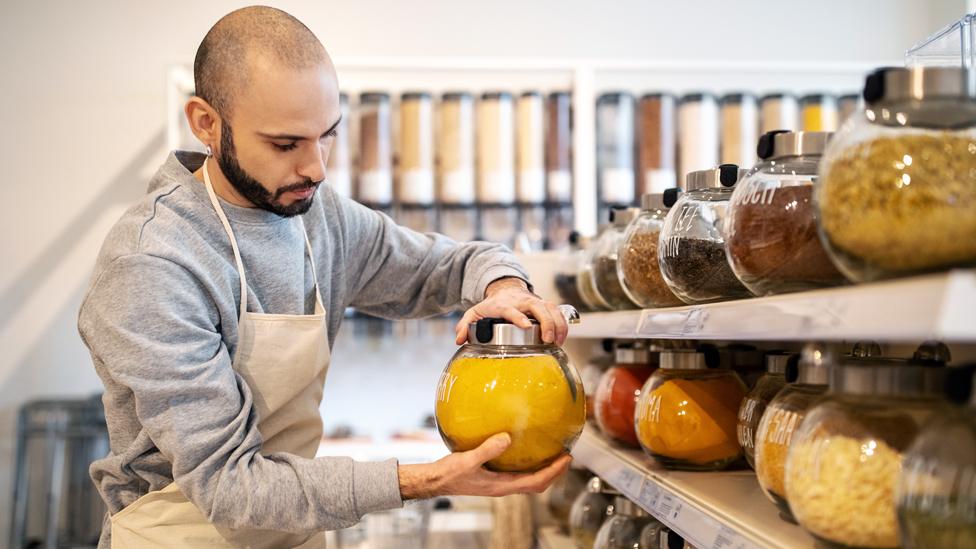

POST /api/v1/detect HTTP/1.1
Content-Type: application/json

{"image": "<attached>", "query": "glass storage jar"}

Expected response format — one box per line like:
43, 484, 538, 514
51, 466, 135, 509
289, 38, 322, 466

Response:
635, 349, 747, 470
898, 364, 976, 549
725, 131, 846, 296
753, 343, 831, 522
435, 316, 585, 472
547, 467, 591, 534
554, 232, 588, 311
785, 357, 948, 548
737, 352, 791, 469
570, 477, 617, 549
659, 165, 753, 304
578, 227, 612, 311
815, 66, 976, 282
594, 497, 658, 549
594, 343, 657, 447
618, 193, 684, 308
591, 207, 641, 310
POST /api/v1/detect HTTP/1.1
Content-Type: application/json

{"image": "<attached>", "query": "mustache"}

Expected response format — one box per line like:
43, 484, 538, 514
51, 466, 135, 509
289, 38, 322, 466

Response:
274, 178, 322, 199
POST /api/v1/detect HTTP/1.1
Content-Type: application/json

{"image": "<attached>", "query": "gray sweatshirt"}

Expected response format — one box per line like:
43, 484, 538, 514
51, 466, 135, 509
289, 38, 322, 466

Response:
78, 151, 528, 546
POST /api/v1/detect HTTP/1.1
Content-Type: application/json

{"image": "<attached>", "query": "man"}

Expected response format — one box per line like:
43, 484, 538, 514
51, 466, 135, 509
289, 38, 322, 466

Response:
78, 6, 571, 548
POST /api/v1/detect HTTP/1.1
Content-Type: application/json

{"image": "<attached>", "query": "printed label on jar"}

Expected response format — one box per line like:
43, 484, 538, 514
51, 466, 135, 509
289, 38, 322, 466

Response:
435, 373, 460, 403
730, 176, 815, 208
662, 206, 698, 258
736, 398, 761, 450
761, 408, 801, 446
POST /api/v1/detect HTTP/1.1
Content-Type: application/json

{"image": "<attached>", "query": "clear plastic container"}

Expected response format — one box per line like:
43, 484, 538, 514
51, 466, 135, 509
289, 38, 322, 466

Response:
638, 93, 678, 197
590, 207, 641, 310
754, 344, 831, 522
760, 93, 799, 134
593, 497, 657, 549
326, 92, 352, 198
594, 343, 656, 447
546, 92, 574, 251
659, 165, 753, 304
906, 12, 976, 68
635, 350, 747, 470
597, 92, 637, 218
720, 93, 759, 169
397, 92, 435, 207
358, 92, 393, 208
677, 93, 719, 185
618, 193, 684, 308
570, 477, 616, 549
435, 316, 584, 472
437, 92, 477, 242
785, 357, 948, 548
725, 131, 846, 295
898, 365, 976, 549
800, 93, 838, 132
815, 66, 976, 282
737, 352, 790, 469
837, 93, 861, 125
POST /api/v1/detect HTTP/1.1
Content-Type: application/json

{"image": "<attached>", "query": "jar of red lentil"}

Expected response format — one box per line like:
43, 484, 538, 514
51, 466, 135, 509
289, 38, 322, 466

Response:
593, 343, 657, 447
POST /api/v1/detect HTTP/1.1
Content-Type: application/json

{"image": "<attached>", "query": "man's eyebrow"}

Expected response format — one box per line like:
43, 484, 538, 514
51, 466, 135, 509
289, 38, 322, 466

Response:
257, 115, 342, 141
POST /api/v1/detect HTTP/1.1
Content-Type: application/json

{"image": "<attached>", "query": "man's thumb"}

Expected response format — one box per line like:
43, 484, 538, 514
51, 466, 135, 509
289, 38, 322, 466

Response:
473, 433, 512, 463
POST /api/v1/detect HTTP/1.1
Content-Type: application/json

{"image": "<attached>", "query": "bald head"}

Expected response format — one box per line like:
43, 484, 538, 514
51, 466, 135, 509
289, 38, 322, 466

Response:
194, 6, 331, 117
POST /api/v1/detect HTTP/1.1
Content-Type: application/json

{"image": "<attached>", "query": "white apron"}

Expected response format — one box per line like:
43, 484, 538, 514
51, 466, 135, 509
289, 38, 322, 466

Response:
110, 159, 331, 548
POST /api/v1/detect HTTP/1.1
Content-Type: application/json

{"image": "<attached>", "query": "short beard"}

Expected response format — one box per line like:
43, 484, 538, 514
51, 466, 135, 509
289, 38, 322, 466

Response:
215, 122, 320, 217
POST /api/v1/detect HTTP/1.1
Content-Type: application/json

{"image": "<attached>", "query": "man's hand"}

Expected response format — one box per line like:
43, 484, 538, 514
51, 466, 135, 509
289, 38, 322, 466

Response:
398, 433, 573, 500
454, 277, 569, 345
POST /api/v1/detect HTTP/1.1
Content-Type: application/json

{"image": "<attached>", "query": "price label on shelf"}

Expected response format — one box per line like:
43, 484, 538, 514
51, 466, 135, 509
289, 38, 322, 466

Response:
611, 467, 644, 498
636, 477, 660, 511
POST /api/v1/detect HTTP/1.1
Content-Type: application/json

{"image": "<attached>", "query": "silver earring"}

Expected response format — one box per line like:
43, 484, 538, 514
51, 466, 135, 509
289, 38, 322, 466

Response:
206, 145, 213, 157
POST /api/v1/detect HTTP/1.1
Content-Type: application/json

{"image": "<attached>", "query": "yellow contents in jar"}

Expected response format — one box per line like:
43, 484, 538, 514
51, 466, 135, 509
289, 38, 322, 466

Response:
786, 436, 902, 548
435, 355, 585, 472
635, 376, 745, 466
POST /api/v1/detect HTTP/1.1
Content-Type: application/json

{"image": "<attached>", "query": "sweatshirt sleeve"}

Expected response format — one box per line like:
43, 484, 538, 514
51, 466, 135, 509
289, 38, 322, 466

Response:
332, 194, 530, 318
78, 254, 402, 533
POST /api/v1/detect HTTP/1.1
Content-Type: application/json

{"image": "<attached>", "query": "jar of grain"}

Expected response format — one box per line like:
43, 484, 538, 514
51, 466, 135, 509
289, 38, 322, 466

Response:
477, 91, 518, 246
658, 165, 753, 304
590, 207, 641, 310
546, 92, 574, 251
517, 91, 547, 251
816, 66, 976, 281
720, 93, 759, 169
617, 193, 683, 308
785, 355, 949, 548
357, 92, 393, 210
725, 130, 846, 296
597, 92, 637, 220
759, 93, 798, 134
799, 93, 838, 132
753, 343, 831, 523
437, 91, 477, 242
397, 91, 436, 233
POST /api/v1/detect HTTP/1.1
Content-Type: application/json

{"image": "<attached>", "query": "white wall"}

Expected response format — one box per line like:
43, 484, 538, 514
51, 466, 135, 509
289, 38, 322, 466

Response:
0, 0, 964, 543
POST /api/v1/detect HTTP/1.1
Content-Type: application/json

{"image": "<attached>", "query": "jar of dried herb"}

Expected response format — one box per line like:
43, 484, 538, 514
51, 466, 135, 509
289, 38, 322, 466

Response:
816, 66, 976, 282
658, 165, 753, 304
617, 193, 683, 308
726, 130, 846, 296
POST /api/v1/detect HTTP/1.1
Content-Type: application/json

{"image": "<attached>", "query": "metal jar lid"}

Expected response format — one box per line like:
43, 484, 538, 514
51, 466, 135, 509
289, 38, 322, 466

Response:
612, 496, 649, 518
615, 344, 650, 365
765, 352, 793, 375
610, 206, 641, 228
756, 130, 832, 160
640, 193, 667, 211
467, 307, 580, 345
659, 350, 711, 370
684, 164, 747, 191
786, 342, 832, 385
862, 66, 976, 127
829, 358, 946, 398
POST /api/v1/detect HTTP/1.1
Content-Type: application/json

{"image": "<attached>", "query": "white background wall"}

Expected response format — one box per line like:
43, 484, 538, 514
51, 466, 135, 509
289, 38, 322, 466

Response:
0, 0, 965, 543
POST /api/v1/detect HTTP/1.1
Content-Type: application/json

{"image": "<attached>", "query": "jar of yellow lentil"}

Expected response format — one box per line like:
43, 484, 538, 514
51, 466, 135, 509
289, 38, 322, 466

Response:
815, 66, 976, 282
434, 313, 585, 472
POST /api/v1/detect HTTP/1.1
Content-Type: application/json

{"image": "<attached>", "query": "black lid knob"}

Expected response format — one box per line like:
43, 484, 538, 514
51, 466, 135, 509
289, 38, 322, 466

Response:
757, 129, 791, 160
663, 187, 682, 208
718, 164, 740, 187
863, 67, 896, 104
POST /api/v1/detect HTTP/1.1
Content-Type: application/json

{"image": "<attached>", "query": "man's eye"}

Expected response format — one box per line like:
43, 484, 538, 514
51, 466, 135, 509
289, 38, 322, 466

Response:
273, 142, 298, 152
322, 130, 338, 141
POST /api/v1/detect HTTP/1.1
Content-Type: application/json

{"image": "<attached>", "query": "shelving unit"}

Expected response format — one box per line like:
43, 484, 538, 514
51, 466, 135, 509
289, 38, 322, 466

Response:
569, 270, 976, 343
571, 427, 814, 549
537, 526, 576, 549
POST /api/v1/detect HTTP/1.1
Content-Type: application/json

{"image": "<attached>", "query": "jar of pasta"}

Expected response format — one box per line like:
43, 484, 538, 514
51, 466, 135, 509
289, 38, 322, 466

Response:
736, 352, 791, 469
785, 356, 948, 548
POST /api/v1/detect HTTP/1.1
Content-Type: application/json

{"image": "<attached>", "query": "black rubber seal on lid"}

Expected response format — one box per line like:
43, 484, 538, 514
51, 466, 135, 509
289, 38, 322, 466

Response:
760, 92, 792, 101
663, 187, 682, 208
359, 91, 390, 102
721, 92, 755, 104
718, 164, 740, 187
641, 92, 674, 100
520, 90, 542, 98
945, 363, 976, 405
680, 92, 716, 104
696, 343, 722, 369
401, 91, 432, 101
757, 129, 791, 160
667, 530, 686, 549
568, 230, 580, 246
442, 91, 473, 101
607, 205, 629, 223
482, 91, 513, 101
475, 318, 508, 344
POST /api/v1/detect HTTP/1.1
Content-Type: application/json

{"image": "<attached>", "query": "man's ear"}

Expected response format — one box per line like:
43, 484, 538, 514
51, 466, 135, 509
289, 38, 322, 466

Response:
185, 97, 221, 151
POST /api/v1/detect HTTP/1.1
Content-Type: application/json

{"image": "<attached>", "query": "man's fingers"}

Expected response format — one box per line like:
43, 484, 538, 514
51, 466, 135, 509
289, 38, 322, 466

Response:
507, 454, 573, 494
525, 300, 557, 343
545, 302, 569, 345
454, 309, 479, 345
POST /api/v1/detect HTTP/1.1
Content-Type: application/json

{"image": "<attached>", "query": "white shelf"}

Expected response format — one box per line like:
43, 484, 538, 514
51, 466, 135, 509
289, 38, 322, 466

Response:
571, 427, 814, 549
569, 270, 976, 343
